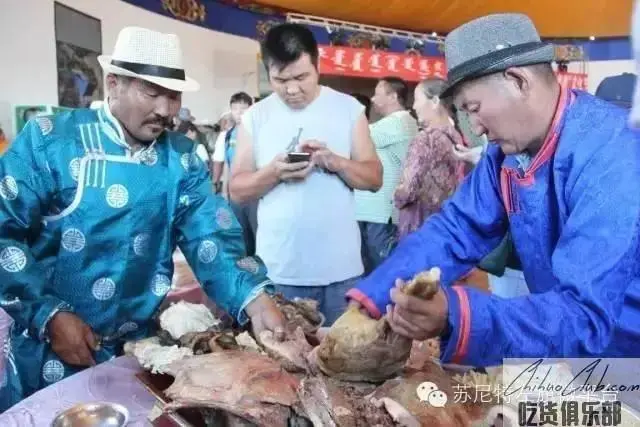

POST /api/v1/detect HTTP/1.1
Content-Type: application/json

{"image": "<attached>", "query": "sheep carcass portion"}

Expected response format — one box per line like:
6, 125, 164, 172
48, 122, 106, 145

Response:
314, 268, 441, 382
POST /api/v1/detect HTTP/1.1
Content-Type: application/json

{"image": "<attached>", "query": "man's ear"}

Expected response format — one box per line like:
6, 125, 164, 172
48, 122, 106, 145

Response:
503, 67, 531, 96
105, 74, 121, 100
105, 74, 118, 89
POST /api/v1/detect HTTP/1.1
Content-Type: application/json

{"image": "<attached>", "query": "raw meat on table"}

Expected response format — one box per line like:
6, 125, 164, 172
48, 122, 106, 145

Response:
134, 288, 500, 426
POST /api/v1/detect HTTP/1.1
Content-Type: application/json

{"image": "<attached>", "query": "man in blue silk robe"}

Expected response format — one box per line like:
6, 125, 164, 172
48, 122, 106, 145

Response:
0, 27, 285, 409
348, 14, 640, 366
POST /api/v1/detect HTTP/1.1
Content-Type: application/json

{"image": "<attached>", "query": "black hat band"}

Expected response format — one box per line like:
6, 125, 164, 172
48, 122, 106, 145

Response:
111, 59, 186, 81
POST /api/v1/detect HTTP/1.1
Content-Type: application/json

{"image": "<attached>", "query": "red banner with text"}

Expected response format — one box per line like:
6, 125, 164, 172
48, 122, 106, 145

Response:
319, 45, 447, 81
318, 45, 588, 90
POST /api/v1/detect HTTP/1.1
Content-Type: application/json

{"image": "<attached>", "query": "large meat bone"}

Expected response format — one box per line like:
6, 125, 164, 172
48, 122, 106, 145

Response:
402, 268, 441, 298
272, 293, 324, 334
258, 326, 314, 373
313, 267, 441, 383
378, 268, 440, 338
163, 351, 302, 425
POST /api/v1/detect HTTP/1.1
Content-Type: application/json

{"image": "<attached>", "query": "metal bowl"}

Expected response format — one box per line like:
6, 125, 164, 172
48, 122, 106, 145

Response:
51, 402, 129, 427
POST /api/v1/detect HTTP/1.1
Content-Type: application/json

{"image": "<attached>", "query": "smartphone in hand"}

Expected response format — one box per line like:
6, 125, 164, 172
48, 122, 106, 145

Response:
287, 152, 311, 163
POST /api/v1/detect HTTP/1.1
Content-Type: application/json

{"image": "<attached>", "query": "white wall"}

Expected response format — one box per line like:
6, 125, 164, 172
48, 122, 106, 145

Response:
0, 0, 260, 138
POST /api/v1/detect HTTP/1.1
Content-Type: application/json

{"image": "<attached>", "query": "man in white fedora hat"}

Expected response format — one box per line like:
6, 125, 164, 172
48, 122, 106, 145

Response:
349, 14, 640, 366
0, 26, 285, 408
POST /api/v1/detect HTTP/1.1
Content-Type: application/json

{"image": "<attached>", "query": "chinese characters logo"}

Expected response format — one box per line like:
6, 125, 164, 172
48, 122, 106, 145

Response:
518, 400, 622, 426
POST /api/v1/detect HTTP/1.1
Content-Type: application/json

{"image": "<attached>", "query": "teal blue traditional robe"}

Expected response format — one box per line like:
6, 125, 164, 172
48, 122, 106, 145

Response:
0, 105, 271, 409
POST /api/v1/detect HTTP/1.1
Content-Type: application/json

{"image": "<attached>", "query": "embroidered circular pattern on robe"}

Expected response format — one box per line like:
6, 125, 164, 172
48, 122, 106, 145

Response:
237, 256, 260, 274
140, 147, 158, 166
0, 247, 27, 273
151, 274, 171, 297
61, 228, 86, 253
68, 157, 81, 182
92, 277, 116, 301
180, 153, 192, 171
215, 207, 233, 230
133, 233, 150, 256
106, 184, 129, 208
0, 176, 18, 200
36, 117, 53, 136
42, 359, 65, 383
198, 240, 218, 264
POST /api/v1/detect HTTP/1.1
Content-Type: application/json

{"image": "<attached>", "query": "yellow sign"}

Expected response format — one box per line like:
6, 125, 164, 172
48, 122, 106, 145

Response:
162, 0, 206, 22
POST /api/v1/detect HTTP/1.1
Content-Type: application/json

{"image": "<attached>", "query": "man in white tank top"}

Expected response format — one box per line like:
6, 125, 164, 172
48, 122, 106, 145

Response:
229, 23, 382, 325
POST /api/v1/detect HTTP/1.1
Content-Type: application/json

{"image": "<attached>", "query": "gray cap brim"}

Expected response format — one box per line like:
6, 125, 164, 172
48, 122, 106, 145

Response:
442, 42, 555, 98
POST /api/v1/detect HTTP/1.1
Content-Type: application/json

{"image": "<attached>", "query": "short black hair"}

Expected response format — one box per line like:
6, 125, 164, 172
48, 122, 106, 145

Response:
229, 92, 253, 106
177, 121, 198, 135
22, 107, 41, 123
379, 77, 409, 107
351, 93, 372, 120
261, 23, 318, 71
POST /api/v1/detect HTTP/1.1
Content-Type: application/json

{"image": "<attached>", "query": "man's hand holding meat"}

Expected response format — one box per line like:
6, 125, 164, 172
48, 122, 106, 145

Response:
245, 293, 287, 342
386, 279, 449, 342
346, 14, 640, 367
348, 278, 449, 342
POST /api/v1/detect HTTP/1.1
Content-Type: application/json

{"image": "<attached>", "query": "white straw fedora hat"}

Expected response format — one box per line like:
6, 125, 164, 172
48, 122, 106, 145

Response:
98, 26, 199, 92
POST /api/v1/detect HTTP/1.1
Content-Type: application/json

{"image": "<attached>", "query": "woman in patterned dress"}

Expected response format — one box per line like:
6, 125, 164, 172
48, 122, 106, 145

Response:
394, 78, 466, 239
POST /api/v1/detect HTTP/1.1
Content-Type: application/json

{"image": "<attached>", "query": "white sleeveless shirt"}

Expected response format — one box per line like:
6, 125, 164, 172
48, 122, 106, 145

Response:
242, 86, 364, 286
